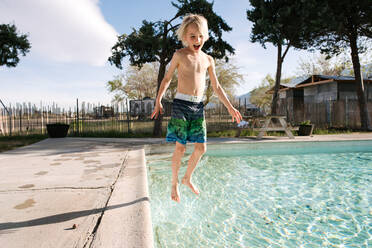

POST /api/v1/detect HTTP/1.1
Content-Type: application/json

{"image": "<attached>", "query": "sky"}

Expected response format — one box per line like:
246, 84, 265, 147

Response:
0, 0, 316, 109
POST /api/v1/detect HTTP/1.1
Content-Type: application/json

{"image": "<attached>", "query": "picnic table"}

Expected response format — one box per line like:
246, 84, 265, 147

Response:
237, 115, 296, 139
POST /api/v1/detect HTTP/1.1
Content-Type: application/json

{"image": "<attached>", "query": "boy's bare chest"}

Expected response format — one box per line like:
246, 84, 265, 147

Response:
181, 55, 208, 73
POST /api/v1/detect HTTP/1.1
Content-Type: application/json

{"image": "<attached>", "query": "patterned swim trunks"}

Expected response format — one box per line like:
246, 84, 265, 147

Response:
166, 98, 207, 145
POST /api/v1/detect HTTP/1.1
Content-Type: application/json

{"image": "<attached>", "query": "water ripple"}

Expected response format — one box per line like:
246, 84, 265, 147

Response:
147, 145, 372, 247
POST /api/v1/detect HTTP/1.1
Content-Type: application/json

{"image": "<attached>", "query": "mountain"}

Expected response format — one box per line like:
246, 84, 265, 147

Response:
236, 92, 251, 104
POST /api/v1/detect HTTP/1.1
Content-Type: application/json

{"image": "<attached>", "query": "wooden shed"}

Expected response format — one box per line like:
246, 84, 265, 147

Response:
272, 75, 372, 128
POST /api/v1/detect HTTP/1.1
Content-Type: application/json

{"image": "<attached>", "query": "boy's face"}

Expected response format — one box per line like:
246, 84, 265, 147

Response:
184, 23, 206, 53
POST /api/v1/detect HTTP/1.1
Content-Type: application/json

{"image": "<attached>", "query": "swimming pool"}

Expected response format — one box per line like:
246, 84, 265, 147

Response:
146, 141, 372, 247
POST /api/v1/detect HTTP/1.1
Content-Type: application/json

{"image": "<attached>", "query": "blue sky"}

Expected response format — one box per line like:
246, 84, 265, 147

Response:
0, 0, 314, 109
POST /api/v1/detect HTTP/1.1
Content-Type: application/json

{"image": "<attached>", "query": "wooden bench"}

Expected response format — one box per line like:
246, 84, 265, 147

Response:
237, 115, 297, 139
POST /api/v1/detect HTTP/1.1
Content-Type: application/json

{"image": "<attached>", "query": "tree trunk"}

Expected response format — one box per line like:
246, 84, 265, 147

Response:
153, 61, 167, 136
153, 21, 170, 137
349, 35, 371, 130
271, 44, 283, 115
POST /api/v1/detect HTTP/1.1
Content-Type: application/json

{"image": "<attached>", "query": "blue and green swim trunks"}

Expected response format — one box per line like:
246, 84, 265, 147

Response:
166, 93, 207, 145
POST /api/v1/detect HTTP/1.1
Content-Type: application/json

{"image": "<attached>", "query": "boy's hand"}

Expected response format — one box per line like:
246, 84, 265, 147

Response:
151, 102, 164, 119
228, 106, 243, 124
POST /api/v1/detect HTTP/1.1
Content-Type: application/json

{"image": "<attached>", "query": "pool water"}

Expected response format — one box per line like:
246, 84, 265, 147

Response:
146, 141, 372, 247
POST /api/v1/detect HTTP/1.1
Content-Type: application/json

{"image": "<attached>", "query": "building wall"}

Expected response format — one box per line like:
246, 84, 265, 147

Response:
285, 81, 372, 128
304, 82, 338, 104
338, 83, 358, 100
283, 89, 304, 123
338, 82, 372, 101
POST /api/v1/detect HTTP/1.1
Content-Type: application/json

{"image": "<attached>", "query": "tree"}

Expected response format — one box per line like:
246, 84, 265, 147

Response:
307, 0, 372, 130
247, 1, 314, 115
296, 54, 351, 76
109, 0, 234, 136
107, 62, 177, 102
296, 40, 372, 77
250, 74, 292, 114
204, 58, 243, 106
0, 23, 31, 131
0, 23, 31, 67
249, 74, 275, 114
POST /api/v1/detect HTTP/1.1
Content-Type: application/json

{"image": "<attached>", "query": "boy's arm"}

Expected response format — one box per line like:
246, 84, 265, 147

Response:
151, 52, 179, 119
155, 52, 179, 103
207, 56, 242, 123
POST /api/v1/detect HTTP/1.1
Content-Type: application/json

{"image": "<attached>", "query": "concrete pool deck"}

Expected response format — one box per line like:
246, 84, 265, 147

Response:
0, 133, 371, 247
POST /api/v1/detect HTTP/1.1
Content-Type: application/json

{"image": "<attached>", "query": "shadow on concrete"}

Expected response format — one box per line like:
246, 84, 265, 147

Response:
0, 197, 149, 231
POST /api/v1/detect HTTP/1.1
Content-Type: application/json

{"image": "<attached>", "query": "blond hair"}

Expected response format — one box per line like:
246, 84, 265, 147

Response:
176, 14, 209, 47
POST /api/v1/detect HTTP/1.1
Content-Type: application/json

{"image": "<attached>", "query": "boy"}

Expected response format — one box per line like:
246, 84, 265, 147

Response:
151, 14, 242, 203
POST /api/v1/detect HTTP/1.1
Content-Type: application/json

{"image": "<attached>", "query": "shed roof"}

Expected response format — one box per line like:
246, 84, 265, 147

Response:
267, 74, 372, 93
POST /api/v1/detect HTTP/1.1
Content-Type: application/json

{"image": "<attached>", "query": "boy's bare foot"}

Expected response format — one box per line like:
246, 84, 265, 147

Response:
171, 183, 180, 202
182, 177, 200, 195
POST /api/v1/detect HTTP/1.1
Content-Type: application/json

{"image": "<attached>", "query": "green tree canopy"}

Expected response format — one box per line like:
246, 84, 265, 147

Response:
0, 23, 31, 67
247, 0, 315, 115
250, 74, 292, 114
109, 0, 234, 136
304, 0, 372, 130
249, 74, 275, 114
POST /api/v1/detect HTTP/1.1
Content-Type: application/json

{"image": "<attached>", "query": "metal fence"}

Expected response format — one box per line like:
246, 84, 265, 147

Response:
3, 98, 369, 136
0, 100, 240, 136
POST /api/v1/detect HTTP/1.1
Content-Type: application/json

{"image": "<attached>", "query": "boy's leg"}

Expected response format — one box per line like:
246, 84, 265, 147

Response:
171, 141, 186, 202
182, 142, 206, 195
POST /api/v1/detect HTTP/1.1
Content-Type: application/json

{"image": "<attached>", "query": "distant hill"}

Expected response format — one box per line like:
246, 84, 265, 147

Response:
205, 91, 258, 109
235, 92, 260, 110
236, 92, 251, 104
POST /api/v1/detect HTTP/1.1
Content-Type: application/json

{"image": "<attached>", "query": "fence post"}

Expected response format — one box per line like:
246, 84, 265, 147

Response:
126, 99, 131, 133
244, 98, 247, 116
238, 98, 241, 113
76, 98, 79, 136
19, 109, 22, 134
9, 105, 12, 136
41, 104, 44, 134
0, 100, 10, 135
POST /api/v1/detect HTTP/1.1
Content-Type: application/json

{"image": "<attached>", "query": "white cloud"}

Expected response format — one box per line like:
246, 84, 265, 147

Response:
0, 0, 118, 66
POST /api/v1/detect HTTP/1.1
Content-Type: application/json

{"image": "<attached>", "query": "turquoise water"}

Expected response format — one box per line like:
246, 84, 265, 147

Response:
146, 141, 372, 247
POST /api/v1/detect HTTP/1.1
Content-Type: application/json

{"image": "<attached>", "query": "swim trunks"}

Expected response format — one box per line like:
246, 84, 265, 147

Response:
166, 94, 207, 145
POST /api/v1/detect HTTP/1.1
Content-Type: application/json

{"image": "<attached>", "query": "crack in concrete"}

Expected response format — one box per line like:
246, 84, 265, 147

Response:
82, 150, 130, 248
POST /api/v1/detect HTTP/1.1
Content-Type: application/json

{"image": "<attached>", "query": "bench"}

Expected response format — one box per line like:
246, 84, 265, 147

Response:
236, 115, 297, 139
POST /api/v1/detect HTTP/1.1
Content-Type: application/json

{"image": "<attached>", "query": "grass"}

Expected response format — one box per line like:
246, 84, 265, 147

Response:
0, 134, 48, 153
312, 127, 353, 135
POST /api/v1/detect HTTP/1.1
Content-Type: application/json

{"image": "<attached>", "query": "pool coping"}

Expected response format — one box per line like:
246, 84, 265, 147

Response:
144, 133, 372, 155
